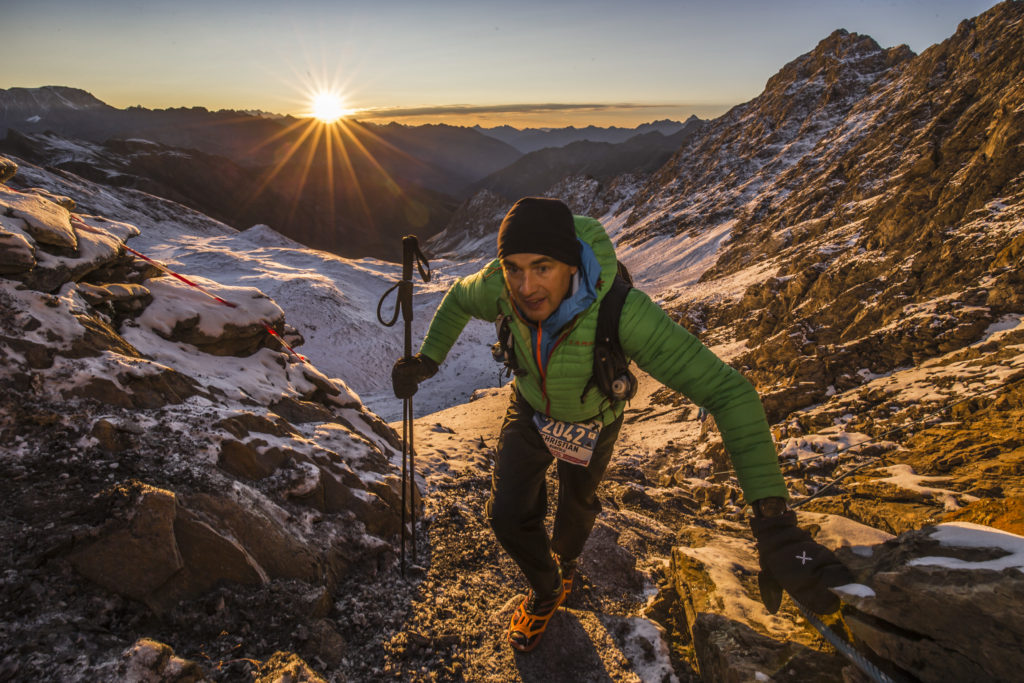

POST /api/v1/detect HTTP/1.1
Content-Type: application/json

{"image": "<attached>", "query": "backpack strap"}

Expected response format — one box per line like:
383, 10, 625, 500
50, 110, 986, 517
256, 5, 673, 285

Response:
584, 272, 638, 404
492, 313, 524, 378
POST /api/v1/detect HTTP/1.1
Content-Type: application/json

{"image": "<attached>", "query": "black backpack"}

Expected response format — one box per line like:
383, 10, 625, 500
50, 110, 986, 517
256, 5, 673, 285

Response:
492, 260, 638, 404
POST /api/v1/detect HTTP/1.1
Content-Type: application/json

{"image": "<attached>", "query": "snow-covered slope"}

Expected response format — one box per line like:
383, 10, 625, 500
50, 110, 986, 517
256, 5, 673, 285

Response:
7, 156, 498, 421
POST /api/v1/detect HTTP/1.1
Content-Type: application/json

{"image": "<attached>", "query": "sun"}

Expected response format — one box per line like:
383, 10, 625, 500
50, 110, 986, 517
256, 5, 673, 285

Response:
310, 91, 352, 124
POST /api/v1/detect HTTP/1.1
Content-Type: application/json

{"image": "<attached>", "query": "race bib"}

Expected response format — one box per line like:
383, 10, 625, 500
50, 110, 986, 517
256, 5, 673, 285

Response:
531, 413, 602, 467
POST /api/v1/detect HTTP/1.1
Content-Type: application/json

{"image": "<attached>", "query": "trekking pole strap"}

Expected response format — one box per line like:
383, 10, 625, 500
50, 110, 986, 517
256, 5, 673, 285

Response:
377, 282, 402, 327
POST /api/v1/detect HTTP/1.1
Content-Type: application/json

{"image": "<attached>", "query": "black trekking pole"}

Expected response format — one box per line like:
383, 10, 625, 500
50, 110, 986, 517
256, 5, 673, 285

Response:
377, 235, 431, 577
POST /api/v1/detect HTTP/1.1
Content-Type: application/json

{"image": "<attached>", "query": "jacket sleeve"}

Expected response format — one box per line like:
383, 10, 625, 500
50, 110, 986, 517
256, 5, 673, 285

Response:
619, 289, 787, 502
418, 261, 504, 364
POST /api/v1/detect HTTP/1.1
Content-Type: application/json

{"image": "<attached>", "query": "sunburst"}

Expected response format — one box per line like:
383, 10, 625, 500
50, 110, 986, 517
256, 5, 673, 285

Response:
310, 90, 352, 124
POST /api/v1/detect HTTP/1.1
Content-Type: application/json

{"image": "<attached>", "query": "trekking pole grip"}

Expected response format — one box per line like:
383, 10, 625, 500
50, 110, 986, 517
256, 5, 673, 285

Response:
403, 235, 431, 284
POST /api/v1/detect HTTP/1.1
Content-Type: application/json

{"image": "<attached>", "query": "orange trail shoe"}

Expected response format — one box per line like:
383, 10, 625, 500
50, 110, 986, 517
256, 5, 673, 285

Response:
508, 586, 566, 652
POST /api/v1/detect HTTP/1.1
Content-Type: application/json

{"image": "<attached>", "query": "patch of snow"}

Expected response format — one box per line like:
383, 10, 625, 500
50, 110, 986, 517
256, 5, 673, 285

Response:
619, 617, 679, 683
616, 219, 737, 294
909, 522, 1024, 573
979, 314, 1023, 341
779, 429, 872, 462
875, 464, 979, 511
832, 583, 876, 599
137, 274, 283, 339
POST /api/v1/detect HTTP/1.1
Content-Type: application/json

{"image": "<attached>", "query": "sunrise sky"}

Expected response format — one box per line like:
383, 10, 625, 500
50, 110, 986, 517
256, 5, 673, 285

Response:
1, 0, 1002, 127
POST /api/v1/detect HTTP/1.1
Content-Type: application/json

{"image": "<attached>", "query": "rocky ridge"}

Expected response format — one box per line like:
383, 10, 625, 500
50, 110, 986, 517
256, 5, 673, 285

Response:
0, 156, 409, 679
618, 2, 1024, 422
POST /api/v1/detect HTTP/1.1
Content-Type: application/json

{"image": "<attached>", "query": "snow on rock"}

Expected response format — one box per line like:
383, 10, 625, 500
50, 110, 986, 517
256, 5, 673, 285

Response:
909, 522, 1024, 572
670, 530, 795, 639
832, 582, 876, 599
691, 612, 847, 683
135, 273, 284, 355
0, 183, 77, 249
0, 204, 128, 293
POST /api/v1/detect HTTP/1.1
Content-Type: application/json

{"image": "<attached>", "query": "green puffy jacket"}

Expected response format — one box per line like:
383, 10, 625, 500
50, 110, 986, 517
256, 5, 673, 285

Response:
419, 216, 787, 501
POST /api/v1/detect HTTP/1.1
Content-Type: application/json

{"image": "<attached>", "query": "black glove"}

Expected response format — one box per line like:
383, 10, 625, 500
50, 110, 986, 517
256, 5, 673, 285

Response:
391, 353, 439, 399
750, 509, 853, 615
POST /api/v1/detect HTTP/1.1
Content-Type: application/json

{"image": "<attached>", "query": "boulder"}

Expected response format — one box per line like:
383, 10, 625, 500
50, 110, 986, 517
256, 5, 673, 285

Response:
69, 485, 184, 602
184, 492, 321, 583
137, 275, 285, 357
70, 483, 270, 614
91, 418, 139, 453
0, 185, 77, 249
670, 527, 793, 640
270, 396, 336, 424
836, 522, 1024, 683
8, 218, 127, 292
66, 367, 200, 409
145, 507, 268, 613
213, 411, 297, 439
217, 438, 293, 480
23, 187, 76, 211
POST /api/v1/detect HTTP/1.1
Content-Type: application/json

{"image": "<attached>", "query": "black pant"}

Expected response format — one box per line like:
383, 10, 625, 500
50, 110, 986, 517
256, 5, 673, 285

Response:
486, 390, 623, 595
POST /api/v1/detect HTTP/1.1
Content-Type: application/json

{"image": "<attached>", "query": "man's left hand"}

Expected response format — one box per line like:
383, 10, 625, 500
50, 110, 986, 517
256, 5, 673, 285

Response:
391, 353, 439, 399
750, 509, 854, 615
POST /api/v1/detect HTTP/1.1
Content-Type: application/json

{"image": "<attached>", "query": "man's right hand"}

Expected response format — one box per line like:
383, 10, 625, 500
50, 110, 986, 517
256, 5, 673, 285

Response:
391, 353, 439, 399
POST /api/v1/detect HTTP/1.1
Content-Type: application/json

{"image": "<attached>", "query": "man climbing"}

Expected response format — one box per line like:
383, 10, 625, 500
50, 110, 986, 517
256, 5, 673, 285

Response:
392, 197, 851, 652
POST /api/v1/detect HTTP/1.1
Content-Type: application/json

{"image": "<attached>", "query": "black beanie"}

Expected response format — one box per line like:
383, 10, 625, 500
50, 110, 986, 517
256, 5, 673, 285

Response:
497, 197, 580, 267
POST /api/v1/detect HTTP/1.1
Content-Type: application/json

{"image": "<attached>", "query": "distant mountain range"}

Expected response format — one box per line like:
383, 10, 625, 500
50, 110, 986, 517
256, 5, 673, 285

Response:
0, 86, 695, 258
468, 119, 705, 199
474, 119, 694, 153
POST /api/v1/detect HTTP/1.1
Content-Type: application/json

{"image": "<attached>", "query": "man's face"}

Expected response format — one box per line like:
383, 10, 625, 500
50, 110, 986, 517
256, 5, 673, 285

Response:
501, 252, 577, 323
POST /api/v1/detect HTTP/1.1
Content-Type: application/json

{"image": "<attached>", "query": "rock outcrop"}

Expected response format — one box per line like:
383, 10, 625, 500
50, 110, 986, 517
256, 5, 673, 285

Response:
0, 154, 407, 679
837, 522, 1024, 682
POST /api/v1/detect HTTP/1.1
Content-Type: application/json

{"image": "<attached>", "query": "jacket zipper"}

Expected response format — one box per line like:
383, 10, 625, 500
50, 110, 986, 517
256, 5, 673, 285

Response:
541, 328, 577, 414
510, 303, 583, 416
